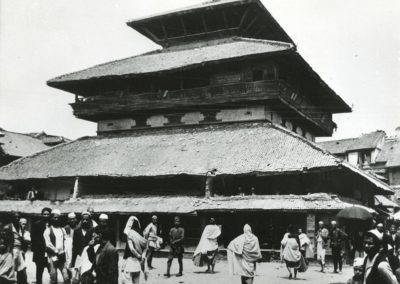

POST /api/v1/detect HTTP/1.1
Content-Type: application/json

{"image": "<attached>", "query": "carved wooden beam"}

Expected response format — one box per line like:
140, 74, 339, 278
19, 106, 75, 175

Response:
239, 7, 251, 27
140, 26, 161, 42
180, 18, 187, 35
243, 14, 261, 34
201, 13, 208, 32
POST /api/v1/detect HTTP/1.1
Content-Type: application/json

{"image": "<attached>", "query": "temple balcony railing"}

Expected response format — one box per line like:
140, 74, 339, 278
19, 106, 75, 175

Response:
71, 80, 335, 134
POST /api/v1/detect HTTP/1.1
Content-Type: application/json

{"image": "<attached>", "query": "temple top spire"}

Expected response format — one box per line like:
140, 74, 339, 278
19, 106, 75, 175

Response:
127, 0, 295, 47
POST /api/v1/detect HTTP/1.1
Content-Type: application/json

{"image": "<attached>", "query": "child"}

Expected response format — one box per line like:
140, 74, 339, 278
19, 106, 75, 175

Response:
347, 257, 364, 284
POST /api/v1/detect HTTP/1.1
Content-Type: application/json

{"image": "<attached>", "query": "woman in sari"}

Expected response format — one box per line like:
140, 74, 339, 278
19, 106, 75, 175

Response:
122, 216, 148, 284
193, 217, 221, 273
281, 225, 301, 279
227, 224, 262, 284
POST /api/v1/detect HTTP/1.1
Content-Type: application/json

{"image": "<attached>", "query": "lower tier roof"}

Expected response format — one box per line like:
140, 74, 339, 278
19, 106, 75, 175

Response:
0, 122, 392, 194
0, 193, 375, 215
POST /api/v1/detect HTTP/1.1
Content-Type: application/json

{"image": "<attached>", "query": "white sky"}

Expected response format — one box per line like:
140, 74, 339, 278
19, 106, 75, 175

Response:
0, 0, 399, 140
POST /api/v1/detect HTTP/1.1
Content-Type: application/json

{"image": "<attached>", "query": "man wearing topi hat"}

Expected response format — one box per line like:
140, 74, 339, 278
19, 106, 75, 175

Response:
362, 229, 398, 284
43, 209, 69, 284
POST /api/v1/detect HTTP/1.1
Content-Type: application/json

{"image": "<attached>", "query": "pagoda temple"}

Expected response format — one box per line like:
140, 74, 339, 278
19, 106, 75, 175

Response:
0, 0, 393, 251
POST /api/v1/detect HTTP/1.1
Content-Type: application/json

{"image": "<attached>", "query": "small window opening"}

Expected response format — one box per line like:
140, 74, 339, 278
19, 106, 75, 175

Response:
252, 70, 263, 81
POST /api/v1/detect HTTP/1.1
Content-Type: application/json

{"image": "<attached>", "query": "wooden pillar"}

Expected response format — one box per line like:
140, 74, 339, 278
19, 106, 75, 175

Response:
306, 213, 316, 254
116, 217, 121, 250
72, 177, 80, 199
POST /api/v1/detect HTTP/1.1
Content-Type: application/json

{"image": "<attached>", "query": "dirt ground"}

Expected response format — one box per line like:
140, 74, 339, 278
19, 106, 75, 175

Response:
25, 251, 353, 284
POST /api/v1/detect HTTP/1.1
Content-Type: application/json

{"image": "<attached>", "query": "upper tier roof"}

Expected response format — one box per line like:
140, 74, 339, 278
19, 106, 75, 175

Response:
47, 37, 350, 113
48, 38, 292, 85
127, 0, 294, 47
0, 122, 392, 195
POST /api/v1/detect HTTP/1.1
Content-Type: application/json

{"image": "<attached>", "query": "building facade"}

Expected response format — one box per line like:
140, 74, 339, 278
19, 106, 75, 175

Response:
0, 0, 393, 252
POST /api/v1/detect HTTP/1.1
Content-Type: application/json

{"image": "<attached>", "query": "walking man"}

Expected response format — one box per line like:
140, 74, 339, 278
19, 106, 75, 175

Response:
316, 220, 329, 273
144, 215, 162, 269
164, 216, 184, 277
193, 217, 221, 273
31, 207, 51, 284
43, 209, 69, 284
330, 220, 348, 273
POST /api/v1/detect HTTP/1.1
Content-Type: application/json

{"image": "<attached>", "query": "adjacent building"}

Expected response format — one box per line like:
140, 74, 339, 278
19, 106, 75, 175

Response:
0, 0, 393, 251
319, 128, 400, 210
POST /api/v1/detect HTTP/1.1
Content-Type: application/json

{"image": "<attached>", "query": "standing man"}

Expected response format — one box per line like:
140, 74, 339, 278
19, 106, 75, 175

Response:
31, 207, 51, 284
330, 220, 348, 273
144, 215, 162, 269
18, 218, 31, 259
98, 214, 116, 247
72, 212, 94, 268
43, 209, 69, 284
386, 224, 400, 273
5, 212, 28, 284
86, 208, 98, 228
164, 216, 184, 277
89, 226, 118, 284
315, 221, 329, 273
64, 212, 77, 278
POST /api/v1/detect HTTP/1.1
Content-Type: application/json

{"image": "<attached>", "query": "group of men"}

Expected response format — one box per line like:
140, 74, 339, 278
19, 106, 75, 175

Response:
315, 220, 349, 273
0, 207, 174, 284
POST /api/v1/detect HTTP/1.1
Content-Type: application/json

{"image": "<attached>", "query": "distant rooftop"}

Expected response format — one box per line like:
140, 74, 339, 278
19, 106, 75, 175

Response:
0, 129, 50, 158
376, 137, 400, 168
318, 131, 386, 155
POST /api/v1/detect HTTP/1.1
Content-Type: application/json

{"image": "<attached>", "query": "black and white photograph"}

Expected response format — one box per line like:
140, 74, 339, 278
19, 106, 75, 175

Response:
0, 0, 399, 283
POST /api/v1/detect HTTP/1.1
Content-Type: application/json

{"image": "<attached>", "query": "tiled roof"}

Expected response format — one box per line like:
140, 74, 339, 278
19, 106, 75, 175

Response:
130, 0, 252, 23
375, 195, 399, 208
0, 122, 392, 194
318, 131, 386, 154
0, 130, 49, 157
0, 122, 339, 180
47, 38, 293, 86
0, 193, 373, 215
376, 138, 400, 168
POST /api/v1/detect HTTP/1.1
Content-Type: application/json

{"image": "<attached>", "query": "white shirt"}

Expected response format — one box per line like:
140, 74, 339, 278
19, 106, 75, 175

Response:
43, 227, 65, 254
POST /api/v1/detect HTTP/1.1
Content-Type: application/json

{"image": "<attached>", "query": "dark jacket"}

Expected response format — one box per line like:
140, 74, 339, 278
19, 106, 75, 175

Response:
92, 241, 118, 284
387, 233, 400, 252
31, 220, 48, 263
72, 228, 93, 267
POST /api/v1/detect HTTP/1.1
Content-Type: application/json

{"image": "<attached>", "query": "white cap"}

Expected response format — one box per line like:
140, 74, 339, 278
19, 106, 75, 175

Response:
377, 223, 384, 228
368, 229, 383, 241
353, 258, 364, 267
99, 213, 108, 220
81, 211, 90, 216
331, 220, 337, 225
68, 212, 76, 219
52, 209, 61, 216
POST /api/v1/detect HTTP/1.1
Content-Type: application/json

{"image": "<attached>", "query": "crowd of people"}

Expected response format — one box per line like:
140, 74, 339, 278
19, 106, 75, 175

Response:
281, 219, 400, 284
1, 207, 400, 284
